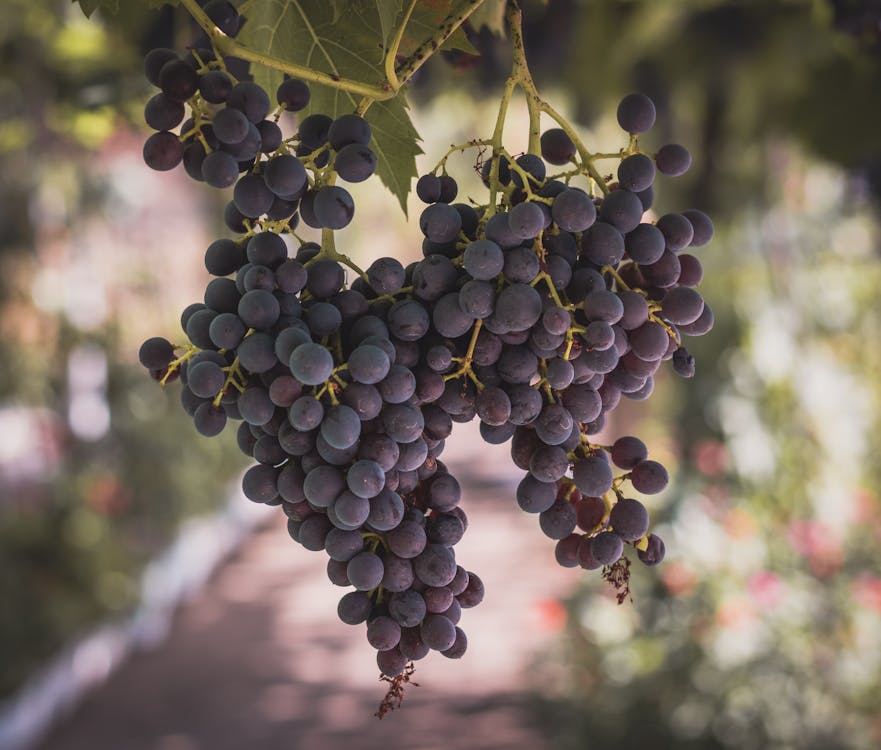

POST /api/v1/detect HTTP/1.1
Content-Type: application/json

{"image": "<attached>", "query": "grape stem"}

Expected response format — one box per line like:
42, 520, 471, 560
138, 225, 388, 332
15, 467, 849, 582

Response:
431, 139, 494, 175
384, 0, 419, 92
649, 313, 682, 347
214, 356, 248, 406
443, 319, 484, 388
391, 1, 488, 93
160, 344, 200, 385
601, 264, 632, 292
503, 1, 611, 196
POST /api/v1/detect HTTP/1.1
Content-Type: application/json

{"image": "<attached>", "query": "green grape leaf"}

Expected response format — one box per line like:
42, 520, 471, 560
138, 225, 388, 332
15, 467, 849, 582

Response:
375, 1, 404, 49
401, 0, 479, 55
72, 0, 119, 17
327, 0, 346, 24
240, 0, 421, 213
470, 0, 507, 36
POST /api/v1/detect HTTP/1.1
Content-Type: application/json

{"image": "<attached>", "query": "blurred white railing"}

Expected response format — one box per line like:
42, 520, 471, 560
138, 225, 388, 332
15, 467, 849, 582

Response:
0, 487, 270, 750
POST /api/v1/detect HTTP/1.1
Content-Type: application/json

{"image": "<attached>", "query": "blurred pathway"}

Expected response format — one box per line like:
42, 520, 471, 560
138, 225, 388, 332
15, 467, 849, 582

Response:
36, 430, 578, 750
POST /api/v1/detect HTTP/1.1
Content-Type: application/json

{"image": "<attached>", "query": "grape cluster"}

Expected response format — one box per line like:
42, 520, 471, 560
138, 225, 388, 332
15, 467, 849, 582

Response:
141, 5, 371, 233
138, 33, 477, 678
137, 23, 712, 684
407, 92, 711, 580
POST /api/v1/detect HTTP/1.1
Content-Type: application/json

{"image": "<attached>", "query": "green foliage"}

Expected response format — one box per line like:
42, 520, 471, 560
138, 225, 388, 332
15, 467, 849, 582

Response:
241, 0, 422, 212
238, 0, 480, 211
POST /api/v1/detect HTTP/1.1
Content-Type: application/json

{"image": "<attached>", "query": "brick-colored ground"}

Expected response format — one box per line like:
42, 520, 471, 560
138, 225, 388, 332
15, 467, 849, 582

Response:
36, 434, 578, 750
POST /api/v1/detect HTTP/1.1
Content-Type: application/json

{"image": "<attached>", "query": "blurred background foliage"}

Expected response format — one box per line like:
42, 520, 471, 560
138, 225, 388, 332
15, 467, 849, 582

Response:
2, 0, 881, 747
0, 0, 242, 698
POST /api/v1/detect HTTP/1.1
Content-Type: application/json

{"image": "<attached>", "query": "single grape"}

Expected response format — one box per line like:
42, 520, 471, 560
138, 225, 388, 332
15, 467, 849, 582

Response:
572, 455, 613, 497
599, 189, 644, 233
420, 203, 462, 243
237, 332, 277, 373
334, 143, 377, 183
338, 591, 373, 625
609, 497, 649, 541
238, 387, 274, 426
301, 465, 344, 509
655, 143, 692, 176
237, 289, 280, 329
617, 153, 656, 192
389, 589, 427, 628
143, 131, 183, 171
144, 93, 184, 131
227, 82, 271, 124
264, 154, 307, 198
551, 188, 596, 232
202, 151, 239, 188
386, 521, 428, 559
590, 531, 624, 565
204, 0, 240, 35
616, 93, 656, 133
346, 459, 385, 499
610, 436, 648, 469
540, 128, 576, 164
656, 213, 695, 252
233, 174, 274, 218
313, 185, 355, 229
200, 70, 233, 103
637, 533, 666, 566
208, 312, 246, 349
321, 404, 361, 450
420, 614, 456, 651
158, 59, 199, 102
346, 551, 384, 591
144, 48, 179, 86
630, 459, 669, 494
139, 337, 175, 369
516, 474, 557, 513
413, 544, 457, 587
463, 239, 504, 281
328, 114, 371, 150
289, 342, 334, 385
661, 287, 705, 326
494, 283, 542, 333
277, 77, 311, 111
213, 107, 250, 145
672, 346, 696, 378
508, 201, 545, 239
539, 499, 578, 540
581, 222, 625, 266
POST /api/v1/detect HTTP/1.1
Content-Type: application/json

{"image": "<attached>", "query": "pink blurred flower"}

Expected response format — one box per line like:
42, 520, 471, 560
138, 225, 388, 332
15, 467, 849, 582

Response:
535, 598, 567, 632
715, 597, 755, 628
747, 570, 784, 609
661, 562, 698, 597
852, 574, 881, 613
693, 439, 730, 477
786, 520, 843, 577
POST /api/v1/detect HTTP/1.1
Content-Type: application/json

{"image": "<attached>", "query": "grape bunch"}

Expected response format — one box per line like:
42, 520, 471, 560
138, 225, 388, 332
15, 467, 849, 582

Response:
137, 26, 478, 683
136, 16, 713, 693
406, 92, 711, 584
141, 1, 370, 233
